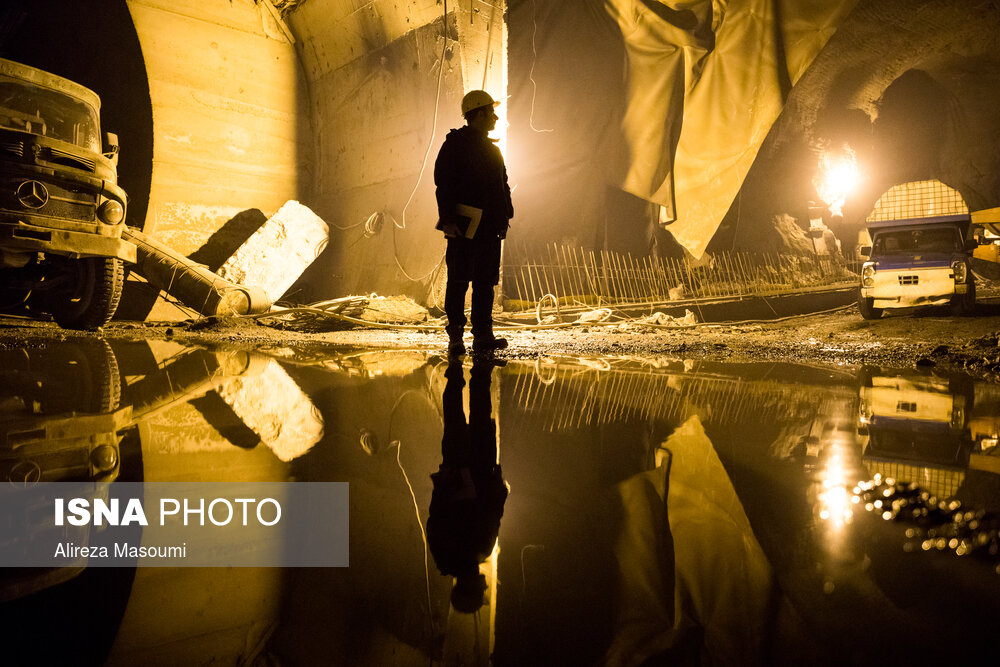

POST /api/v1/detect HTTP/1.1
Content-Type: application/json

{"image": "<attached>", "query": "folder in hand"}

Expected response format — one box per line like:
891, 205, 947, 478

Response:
454, 204, 482, 239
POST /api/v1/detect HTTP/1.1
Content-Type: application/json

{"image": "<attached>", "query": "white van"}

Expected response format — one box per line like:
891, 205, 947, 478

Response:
857, 180, 977, 319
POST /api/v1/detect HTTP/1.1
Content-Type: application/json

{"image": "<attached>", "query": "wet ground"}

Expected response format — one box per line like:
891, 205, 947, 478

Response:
7, 285, 1000, 378
2, 332, 1000, 666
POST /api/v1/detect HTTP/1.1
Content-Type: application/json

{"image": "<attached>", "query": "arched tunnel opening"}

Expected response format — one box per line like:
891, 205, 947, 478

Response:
0, 0, 153, 231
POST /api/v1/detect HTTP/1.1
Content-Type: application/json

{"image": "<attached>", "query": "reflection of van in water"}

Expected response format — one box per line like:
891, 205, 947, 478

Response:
0, 58, 135, 329
858, 180, 978, 319
857, 369, 973, 499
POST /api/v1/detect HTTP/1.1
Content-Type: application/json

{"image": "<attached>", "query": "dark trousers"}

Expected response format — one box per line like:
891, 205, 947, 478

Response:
445, 280, 496, 340
445, 235, 501, 341
440, 360, 497, 469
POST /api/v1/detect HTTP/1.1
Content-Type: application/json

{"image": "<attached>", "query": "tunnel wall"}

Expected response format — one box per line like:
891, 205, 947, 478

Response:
286, 0, 507, 307
125, 0, 311, 256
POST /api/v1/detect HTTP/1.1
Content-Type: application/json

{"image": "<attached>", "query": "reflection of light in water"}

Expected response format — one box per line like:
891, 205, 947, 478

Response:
813, 435, 866, 577
485, 540, 499, 655
817, 449, 854, 528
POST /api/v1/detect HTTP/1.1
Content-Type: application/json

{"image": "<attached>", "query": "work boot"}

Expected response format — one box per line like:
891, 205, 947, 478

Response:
472, 335, 508, 355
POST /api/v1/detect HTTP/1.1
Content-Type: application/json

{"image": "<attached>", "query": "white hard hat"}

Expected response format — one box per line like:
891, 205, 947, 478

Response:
461, 90, 498, 116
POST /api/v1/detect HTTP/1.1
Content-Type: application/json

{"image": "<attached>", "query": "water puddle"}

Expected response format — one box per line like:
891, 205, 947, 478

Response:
2, 339, 999, 665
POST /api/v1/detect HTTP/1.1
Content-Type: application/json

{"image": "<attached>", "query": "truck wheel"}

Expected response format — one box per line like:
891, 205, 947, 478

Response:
45, 258, 125, 330
858, 293, 882, 320
951, 279, 976, 316
33, 339, 121, 415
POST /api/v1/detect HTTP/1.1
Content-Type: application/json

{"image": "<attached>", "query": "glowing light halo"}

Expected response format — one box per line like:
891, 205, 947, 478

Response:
815, 146, 861, 217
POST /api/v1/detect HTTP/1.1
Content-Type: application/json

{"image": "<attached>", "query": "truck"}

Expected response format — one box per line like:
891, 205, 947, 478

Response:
857, 180, 978, 320
0, 57, 135, 329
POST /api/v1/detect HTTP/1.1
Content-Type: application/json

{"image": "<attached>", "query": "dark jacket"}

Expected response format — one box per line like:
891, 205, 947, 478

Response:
434, 126, 513, 238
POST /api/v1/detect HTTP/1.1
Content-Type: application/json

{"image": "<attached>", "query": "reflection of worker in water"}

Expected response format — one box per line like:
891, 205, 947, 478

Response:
434, 90, 514, 358
427, 359, 508, 613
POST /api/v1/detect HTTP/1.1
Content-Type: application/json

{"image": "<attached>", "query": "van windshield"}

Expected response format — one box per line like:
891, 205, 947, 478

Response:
872, 227, 962, 255
0, 75, 100, 152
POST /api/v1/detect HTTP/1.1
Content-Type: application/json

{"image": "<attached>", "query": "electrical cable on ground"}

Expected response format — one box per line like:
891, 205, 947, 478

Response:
239, 294, 855, 333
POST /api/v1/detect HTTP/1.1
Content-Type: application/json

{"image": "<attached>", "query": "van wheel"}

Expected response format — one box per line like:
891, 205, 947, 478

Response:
42, 258, 124, 330
951, 280, 976, 316
858, 294, 882, 320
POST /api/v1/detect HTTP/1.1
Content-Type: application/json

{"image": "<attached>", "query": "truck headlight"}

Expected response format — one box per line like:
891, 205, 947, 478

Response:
951, 260, 967, 284
98, 199, 124, 224
862, 263, 876, 287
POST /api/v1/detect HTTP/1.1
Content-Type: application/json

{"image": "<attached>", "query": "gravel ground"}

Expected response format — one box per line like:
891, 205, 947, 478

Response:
4, 286, 1000, 378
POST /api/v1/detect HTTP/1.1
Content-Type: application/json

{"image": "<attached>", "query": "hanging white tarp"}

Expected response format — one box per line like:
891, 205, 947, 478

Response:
605, 0, 860, 257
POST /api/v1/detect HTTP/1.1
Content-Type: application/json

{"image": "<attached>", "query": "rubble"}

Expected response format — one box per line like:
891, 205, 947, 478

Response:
358, 294, 429, 323
6, 287, 1000, 381
638, 309, 698, 327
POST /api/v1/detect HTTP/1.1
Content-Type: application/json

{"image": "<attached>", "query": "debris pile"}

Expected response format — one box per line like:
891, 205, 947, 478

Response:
358, 294, 429, 323
638, 309, 698, 327
258, 294, 430, 332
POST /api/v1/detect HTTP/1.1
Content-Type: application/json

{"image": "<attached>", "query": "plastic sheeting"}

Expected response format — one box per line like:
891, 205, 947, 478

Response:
604, 415, 773, 665
508, 0, 858, 259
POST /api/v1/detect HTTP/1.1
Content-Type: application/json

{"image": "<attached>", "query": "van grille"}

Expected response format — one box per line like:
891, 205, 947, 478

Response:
898, 275, 919, 285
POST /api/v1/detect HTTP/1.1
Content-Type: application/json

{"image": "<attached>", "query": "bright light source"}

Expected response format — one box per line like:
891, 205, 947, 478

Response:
816, 147, 861, 217
491, 102, 509, 158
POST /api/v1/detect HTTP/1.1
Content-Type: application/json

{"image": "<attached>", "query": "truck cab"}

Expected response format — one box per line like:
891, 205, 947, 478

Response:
857, 180, 978, 320
0, 57, 135, 329
858, 216, 976, 319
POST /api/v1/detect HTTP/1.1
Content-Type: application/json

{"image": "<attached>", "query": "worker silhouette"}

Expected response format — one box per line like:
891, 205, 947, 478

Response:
434, 90, 513, 358
427, 358, 508, 613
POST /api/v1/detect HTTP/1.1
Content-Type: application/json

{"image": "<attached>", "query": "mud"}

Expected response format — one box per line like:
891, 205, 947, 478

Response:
4, 286, 1000, 379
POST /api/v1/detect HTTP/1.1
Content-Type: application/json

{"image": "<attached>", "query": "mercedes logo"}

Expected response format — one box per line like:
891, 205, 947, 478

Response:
15, 180, 49, 209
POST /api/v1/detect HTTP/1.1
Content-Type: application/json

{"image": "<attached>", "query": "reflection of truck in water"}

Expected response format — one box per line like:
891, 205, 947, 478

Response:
857, 369, 974, 499
857, 180, 978, 320
0, 339, 128, 484
0, 57, 135, 329
0, 339, 129, 602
